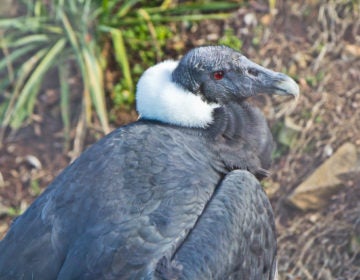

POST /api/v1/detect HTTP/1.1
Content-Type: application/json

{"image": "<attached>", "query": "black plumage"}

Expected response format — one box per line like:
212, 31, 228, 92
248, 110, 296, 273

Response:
0, 46, 299, 279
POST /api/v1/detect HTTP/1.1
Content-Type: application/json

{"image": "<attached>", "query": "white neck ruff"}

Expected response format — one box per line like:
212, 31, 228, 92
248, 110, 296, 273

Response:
136, 60, 219, 128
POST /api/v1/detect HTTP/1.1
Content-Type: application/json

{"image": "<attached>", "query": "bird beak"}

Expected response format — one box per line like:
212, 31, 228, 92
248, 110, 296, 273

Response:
239, 56, 300, 98
271, 74, 300, 97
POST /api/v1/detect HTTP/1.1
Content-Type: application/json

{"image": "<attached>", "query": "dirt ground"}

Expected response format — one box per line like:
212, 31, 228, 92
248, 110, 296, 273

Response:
0, 0, 359, 279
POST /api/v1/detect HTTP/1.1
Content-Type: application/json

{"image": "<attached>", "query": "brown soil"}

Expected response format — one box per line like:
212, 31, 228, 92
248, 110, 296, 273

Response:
1, 1, 359, 279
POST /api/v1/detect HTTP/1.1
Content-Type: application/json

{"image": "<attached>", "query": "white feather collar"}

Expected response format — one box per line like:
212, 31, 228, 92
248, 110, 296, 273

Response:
136, 60, 219, 128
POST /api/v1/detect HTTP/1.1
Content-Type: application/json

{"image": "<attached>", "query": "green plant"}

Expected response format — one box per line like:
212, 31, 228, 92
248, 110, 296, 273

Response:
99, 0, 239, 110
0, 0, 109, 146
0, 0, 240, 146
7, 206, 22, 217
219, 28, 243, 50
30, 178, 41, 196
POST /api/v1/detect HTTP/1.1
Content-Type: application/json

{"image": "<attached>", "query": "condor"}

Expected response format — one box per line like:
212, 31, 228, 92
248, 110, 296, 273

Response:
0, 46, 299, 280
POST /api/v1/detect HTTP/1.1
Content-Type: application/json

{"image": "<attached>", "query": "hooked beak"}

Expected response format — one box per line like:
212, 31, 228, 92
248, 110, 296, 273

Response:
240, 56, 300, 98
271, 74, 300, 97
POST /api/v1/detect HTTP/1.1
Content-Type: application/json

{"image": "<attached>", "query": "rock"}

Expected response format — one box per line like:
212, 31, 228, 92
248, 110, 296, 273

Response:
344, 44, 360, 58
287, 142, 359, 210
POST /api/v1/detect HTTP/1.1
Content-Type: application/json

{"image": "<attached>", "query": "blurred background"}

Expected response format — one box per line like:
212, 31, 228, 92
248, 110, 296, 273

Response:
0, 0, 359, 279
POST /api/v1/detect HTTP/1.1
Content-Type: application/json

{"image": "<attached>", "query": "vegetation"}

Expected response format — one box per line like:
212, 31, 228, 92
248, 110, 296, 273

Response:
0, 0, 240, 145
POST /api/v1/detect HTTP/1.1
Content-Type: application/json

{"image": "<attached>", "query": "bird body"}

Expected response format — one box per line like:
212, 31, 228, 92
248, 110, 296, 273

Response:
0, 46, 299, 279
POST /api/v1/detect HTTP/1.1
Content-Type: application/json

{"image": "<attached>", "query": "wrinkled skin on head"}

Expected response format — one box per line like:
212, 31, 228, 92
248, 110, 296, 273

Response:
172, 45, 299, 104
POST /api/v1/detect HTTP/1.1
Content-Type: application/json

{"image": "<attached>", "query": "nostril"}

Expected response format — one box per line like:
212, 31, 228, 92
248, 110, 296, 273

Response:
247, 68, 259, 77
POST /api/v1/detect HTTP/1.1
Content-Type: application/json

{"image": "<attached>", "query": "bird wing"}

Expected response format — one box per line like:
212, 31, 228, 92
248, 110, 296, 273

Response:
0, 123, 221, 279
55, 124, 222, 279
155, 170, 277, 280
0, 123, 276, 280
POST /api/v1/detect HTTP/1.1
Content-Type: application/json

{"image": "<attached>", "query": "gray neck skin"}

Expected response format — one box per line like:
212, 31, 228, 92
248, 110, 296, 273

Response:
202, 101, 274, 179
140, 101, 274, 179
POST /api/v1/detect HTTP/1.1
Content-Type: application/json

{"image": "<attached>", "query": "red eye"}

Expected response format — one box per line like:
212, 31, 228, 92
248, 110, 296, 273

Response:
213, 71, 224, 80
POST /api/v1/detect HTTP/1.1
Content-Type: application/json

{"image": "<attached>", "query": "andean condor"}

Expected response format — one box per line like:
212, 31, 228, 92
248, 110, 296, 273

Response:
0, 45, 299, 280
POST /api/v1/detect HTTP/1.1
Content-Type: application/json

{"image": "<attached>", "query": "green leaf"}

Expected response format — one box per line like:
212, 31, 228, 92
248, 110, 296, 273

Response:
0, 44, 38, 72
1, 47, 48, 129
82, 46, 109, 133
9, 38, 66, 128
145, 1, 239, 14
109, 27, 134, 94
116, 0, 143, 18
59, 62, 70, 150
10, 80, 41, 128
9, 34, 49, 48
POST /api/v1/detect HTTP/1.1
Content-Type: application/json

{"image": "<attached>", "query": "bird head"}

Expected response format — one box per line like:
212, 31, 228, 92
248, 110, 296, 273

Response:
172, 45, 299, 103
136, 45, 299, 128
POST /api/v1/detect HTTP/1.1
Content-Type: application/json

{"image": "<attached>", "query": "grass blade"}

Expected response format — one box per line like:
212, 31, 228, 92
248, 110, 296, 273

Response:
61, 9, 109, 133
9, 38, 66, 128
60, 11, 81, 55
0, 44, 40, 73
145, 1, 239, 14
137, 9, 162, 61
0, 43, 40, 84
10, 81, 40, 128
0, 18, 25, 29
7, 34, 49, 48
59, 62, 70, 150
82, 46, 109, 133
108, 27, 134, 94
116, 0, 142, 18
0, 17, 47, 30
1, 47, 48, 129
